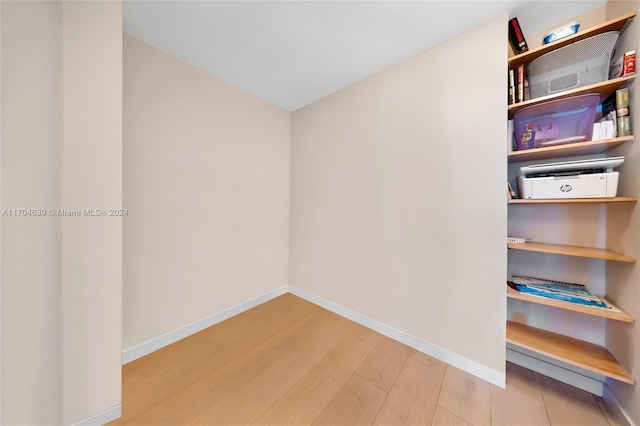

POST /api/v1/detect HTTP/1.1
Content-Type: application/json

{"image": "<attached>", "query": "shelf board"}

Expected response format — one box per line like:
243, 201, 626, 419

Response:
507, 241, 636, 263
507, 321, 635, 385
508, 75, 635, 115
508, 11, 636, 68
507, 136, 634, 163
509, 197, 638, 204
507, 283, 634, 323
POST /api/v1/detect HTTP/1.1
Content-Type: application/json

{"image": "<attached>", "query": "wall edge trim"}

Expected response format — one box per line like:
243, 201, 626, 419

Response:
121, 284, 506, 388
603, 384, 636, 426
121, 285, 290, 364
71, 404, 121, 426
288, 285, 505, 388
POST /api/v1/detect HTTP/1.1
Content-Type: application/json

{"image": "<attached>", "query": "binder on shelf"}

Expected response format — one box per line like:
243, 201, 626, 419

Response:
512, 276, 608, 308
509, 69, 516, 105
509, 17, 529, 54
508, 119, 515, 152
517, 64, 525, 103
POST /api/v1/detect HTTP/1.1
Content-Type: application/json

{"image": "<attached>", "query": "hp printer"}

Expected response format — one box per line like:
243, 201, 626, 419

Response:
518, 157, 624, 199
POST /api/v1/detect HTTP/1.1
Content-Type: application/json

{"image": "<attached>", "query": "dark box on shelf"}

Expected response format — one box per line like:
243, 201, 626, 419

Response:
509, 17, 529, 54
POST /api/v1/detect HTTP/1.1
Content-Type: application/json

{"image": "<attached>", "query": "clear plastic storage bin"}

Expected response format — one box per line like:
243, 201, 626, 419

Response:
528, 32, 619, 99
513, 94, 600, 150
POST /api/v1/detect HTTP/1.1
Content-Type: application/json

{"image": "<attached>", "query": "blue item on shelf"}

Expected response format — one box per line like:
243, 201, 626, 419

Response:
512, 275, 609, 308
544, 22, 580, 44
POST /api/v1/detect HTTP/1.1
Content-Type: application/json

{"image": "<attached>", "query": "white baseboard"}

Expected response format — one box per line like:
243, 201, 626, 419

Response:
288, 285, 506, 388
603, 385, 636, 426
122, 284, 506, 388
72, 404, 121, 426
507, 346, 604, 396
122, 285, 290, 364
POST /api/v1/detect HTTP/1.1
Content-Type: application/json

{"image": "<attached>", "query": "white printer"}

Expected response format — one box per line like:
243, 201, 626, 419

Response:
518, 157, 624, 199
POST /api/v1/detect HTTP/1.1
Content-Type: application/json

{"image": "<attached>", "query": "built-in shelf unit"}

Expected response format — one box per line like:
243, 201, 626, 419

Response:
506, 11, 637, 386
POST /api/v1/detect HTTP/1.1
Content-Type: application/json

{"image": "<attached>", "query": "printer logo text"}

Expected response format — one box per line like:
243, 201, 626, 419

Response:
560, 184, 573, 192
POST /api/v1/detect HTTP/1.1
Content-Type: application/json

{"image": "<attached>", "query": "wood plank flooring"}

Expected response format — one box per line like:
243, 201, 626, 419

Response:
110, 294, 620, 426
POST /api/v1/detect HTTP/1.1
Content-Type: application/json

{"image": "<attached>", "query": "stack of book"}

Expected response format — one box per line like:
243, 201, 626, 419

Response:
508, 65, 527, 105
598, 88, 633, 140
592, 116, 616, 140
508, 17, 529, 106
512, 275, 609, 308
616, 87, 632, 137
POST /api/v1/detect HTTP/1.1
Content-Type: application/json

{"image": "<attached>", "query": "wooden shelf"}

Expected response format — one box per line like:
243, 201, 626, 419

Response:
508, 11, 636, 68
509, 75, 635, 115
507, 241, 636, 263
507, 321, 635, 384
505, 10, 637, 391
507, 283, 634, 323
509, 197, 638, 204
507, 136, 634, 163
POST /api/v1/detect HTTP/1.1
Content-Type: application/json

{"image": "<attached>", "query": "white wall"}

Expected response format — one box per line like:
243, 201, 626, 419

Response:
123, 35, 291, 350
1, 4, 2, 420
289, 17, 507, 380
1, 2, 63, 423
604, 2, 640, 424
1, 2, 123, 424
62, 2, 123, 423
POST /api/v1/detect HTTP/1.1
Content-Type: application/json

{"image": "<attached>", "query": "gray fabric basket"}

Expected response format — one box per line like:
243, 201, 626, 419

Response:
528, 31, 619, 99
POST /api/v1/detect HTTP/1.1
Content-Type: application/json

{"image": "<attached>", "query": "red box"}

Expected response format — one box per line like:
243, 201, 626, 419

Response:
623, 50, 636, 75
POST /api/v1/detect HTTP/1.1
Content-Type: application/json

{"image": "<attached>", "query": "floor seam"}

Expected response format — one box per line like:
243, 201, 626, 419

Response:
369, 349, 412, 424
250, 324, 358, 425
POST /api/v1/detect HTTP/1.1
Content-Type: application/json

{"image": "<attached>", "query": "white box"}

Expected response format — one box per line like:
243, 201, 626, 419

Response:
518, 172, 619, 199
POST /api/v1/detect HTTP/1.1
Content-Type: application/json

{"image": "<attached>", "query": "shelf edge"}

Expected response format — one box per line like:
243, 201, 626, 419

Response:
508, 197, 638, 204
508, 11, 636, 66
506, 321, 636, 385
506, 283, 635, 323
508, 75, 636, 114
507, 241, 636, 263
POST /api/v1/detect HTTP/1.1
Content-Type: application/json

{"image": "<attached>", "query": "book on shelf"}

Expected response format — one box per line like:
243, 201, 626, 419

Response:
602, 91, 617, 117
508, 69, 516, 105
592, 122, 601, 140
516, 64, 525, 103
594, 119, 616, 140
512, 275, 608, 308
618, 116, 631, 136
507, 119, 515, 152
596, 93, 620, 140
616, 88, 631, 137
508, 17, 529, 54
606, 120, 616, 138
506, 183, 517, 201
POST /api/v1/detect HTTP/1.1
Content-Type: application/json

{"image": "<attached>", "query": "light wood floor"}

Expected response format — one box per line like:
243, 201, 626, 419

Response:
110, 293, 619, 426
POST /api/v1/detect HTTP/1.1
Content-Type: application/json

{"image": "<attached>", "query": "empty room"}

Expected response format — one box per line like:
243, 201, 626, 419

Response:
1, 0, 639, 425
